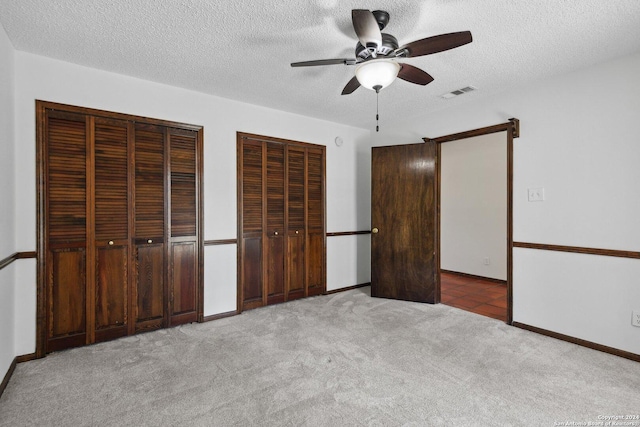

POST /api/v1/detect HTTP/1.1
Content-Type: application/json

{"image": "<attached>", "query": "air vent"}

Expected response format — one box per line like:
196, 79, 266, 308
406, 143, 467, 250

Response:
441, 86, 477, 99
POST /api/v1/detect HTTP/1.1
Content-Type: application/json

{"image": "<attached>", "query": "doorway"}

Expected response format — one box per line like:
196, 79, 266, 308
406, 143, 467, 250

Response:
369, 119, 517, 323
429, 119, 518, 324
439, 131, 507, 321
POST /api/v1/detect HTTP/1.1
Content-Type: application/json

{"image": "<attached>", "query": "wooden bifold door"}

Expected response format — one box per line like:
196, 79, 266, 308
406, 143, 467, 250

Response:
237, 133, 326, 312
37, 101, 203, 356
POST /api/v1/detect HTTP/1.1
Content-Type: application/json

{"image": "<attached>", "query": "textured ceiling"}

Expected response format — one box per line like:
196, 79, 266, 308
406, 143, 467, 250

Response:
1, 0, 640, 129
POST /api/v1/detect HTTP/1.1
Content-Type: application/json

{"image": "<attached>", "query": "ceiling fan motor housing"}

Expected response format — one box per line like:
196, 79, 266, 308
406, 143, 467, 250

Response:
356, 33, 399, 60
371, 10, 390, 30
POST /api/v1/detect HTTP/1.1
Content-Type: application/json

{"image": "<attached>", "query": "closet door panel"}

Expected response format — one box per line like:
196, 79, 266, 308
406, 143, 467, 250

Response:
287, 148, 305, 232
306, 149, 324, 233
95, 244, 128, 341
47, 246, 87, 352
170, 241, 197, 324
241, 141, 264, 234
240, 140, 264, 309
94, 119, 129, 241
134, 125, 166, 239
169, 130, 199, 324
94, 118, 129, 341
287, 235, 305, 299
45, 112, 88, 352
266, 235, 285, 304
266, 142, 285, 303
170, 131, 197, 238
46, 114, 87, 243
287, 147, 305, 299
307, 148, 326, 296
307, 233, 325, 296
134, 242, 165, 329
242, 236, 263, 310
134, 124, 166, 330
266, 143, 285, 231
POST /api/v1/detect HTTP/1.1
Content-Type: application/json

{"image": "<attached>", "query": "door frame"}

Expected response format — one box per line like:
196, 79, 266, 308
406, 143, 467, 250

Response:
424, 118, 519, 324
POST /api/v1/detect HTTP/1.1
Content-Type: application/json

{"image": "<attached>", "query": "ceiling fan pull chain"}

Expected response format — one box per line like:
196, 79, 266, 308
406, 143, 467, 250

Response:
375, 85, 381, 132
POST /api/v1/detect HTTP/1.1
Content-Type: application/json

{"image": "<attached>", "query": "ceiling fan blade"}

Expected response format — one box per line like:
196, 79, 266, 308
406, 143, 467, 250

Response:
398, 31, 472, 58
291, 58, 356, 67
341, 76, 361, 95
352, 9, 382, 52
398, 63, 434, 86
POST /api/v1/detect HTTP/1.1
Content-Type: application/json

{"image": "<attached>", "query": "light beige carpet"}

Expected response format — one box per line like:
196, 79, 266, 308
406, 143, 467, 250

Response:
1, 287, 638, 426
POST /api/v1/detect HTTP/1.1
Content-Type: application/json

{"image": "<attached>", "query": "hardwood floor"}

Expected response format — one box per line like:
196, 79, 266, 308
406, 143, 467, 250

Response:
440, 271, 507, 322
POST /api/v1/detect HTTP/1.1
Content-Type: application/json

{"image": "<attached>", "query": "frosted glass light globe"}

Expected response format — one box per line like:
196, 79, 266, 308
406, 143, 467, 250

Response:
355, 59, 401, 91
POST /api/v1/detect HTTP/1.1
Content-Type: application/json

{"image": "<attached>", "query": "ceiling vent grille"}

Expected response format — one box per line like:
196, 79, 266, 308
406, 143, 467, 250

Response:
441, 86, 477, 99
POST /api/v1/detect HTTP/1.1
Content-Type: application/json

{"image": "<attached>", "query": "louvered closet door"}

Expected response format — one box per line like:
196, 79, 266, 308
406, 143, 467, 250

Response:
238, 133, 326, 312
45, 111, 88, 352
286, 146, 305, 300
266, 142, 286, 305
240, 139, 264, 310
134, 124, 166, 331
306, 148, 326, 296
93, 118, 130, 342
169, 129, 198, 325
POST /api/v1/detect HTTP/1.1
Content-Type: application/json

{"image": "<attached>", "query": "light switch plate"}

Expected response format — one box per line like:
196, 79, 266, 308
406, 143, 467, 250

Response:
632, 310, 640, 327
528, 187, 545, 202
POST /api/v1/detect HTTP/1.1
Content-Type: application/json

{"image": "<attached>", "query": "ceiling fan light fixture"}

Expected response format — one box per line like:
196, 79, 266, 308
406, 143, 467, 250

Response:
355, 59, 400, 91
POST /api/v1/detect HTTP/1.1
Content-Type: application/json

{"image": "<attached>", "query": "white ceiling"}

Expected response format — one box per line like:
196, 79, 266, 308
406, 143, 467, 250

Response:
1, 0, 640, 130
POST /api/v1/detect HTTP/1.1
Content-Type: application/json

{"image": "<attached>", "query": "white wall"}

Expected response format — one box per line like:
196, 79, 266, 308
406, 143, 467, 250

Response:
327, 234, 371, 291
326, 133, 372, 290
0, 22, 16, 381
514, 248, 640, 353
377, 52, 640, 355
12, 52, 372, 356
441, 132, 507, 280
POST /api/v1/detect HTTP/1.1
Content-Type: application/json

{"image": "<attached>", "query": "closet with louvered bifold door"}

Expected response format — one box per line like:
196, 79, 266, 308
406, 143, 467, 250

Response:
37, 101, 203, 356
237, 133, 326, 312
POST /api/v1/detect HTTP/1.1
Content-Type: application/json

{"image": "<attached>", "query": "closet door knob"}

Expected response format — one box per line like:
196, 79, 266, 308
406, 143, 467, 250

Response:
147, 239, 153, 244
274, 231, 278, 236
372, 227, 379, 234
108, 240, 114, 246
295, 230, 299, 234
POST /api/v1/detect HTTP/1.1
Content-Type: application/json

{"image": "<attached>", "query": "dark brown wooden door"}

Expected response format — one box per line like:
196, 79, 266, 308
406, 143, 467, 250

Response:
239, 139, 264, 310
133, 124, 166, 331
93, 118, 130, 342
44, 112, 88, 352
306, 148, 325, 297
286, 146, 305, 300
238, 134, 326, 311
38, 101, 203, 357
266, 142, 286, 305
169, 129, 199, 325
371, 142, 438, 303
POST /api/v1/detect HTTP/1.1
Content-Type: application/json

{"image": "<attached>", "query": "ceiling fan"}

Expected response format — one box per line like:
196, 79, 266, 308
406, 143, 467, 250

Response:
291, 9, 472, 95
